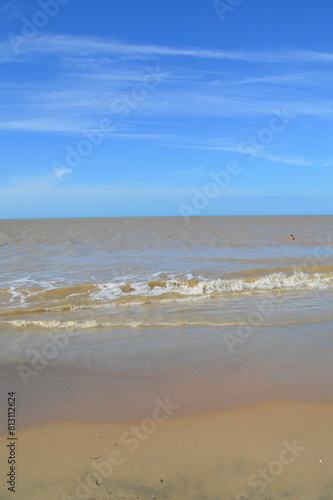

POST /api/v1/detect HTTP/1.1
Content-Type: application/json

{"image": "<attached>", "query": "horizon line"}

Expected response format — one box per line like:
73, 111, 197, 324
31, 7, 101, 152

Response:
0, 214, 332, 221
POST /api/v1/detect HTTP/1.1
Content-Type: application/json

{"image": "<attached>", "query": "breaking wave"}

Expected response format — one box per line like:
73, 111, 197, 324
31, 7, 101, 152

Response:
1, 269, 332, 307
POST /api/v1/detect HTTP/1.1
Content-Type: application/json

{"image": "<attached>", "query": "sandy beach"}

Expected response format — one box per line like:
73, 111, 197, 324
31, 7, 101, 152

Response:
1, 399, 332, 500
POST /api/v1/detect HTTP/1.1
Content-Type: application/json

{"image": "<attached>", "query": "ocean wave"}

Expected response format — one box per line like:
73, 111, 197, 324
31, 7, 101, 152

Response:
1, 269, 333, 313
91, 270, 333, 302
1, 318, 325, 330
0, 319, 240, 329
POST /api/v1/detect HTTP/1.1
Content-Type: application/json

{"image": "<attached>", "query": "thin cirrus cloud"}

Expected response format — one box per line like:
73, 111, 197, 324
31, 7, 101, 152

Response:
0, 1, 21, 20
2, 33, 333, 64
0, 74, 332, 136
0, 34, 332, 155
162, 138, 314, 167
247, 153, 314, 167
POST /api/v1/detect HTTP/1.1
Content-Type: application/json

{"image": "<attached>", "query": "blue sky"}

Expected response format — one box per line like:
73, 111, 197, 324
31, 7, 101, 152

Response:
0, 0, 333, 218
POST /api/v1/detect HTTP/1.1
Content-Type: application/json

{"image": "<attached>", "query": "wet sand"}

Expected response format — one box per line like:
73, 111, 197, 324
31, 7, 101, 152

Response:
1, 362, 333, 430
1, 399, 333, 500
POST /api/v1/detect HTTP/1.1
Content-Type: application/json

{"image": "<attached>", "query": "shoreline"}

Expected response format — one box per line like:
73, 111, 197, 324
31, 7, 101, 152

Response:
1, 399, 332, 499
1, 362, 333, 431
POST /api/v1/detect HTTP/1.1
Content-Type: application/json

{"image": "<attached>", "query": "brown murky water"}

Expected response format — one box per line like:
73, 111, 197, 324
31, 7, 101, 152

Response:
0, 216, 332, 498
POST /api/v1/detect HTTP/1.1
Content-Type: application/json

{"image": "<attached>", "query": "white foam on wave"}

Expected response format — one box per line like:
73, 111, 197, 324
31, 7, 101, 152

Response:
2, 316, 326, 330
0, 319, 249, 329
2, 271, 333, 315
8, 287, 30, 305
90, 282, 126, 301
90, 271, 333, 303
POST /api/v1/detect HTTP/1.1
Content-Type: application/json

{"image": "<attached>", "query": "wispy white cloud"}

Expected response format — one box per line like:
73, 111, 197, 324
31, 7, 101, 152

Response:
132, 166, 205, 178
53, 167, 73, 182
0, 33, 332, 135
104, 132, 176, 140
0, 118, 95, 133
0, 1, 21, 20
1, 83, 332, 134
2, 34, 333, 64
184, 138, 315, 166
164, 139, 242, 153
250, 153, 314, 167
156, 137, 314, 166
0, 32, 332, 164
0, 1, 15, 13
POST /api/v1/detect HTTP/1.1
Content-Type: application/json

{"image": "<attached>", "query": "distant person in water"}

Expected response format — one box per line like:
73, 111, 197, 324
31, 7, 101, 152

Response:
289, 234, 295, 240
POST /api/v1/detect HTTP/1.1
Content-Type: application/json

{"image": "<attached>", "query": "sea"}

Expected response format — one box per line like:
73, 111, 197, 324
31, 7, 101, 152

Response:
0, 215, 333, 426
